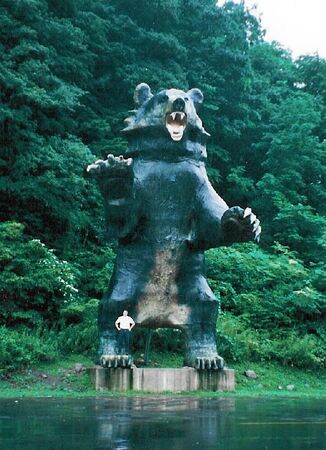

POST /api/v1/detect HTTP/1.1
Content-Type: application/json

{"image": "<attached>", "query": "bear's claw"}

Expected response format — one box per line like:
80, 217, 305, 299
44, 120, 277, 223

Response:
222, 206, 261, 244
195, 356, 224, 370
100, 354, 133, 368
87, 154, 133, 175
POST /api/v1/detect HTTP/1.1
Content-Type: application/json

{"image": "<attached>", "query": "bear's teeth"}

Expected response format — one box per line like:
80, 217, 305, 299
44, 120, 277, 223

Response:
169, 112, 186, 122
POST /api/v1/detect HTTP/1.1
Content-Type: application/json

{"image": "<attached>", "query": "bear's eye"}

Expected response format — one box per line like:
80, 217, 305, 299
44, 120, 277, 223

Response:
184, 97, 189, 101
157, 94, 169, 103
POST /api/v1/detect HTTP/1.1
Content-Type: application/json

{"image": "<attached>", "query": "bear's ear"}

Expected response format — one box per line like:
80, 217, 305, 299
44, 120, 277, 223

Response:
187, 88, 204, 110
134, 83, 153, 106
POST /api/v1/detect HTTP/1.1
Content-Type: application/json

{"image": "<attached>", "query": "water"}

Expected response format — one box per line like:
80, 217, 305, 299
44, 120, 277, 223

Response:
0, 396, 325, 449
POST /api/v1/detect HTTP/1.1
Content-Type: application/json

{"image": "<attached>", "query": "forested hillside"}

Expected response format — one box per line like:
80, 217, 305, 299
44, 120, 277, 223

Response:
0, 0, 325, 370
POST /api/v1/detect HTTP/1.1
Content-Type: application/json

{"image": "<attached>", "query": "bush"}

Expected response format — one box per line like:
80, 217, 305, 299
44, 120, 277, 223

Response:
132, 328, 184, 355
0, 326, 57, 373
217, 312, 325, 368
207, 243, 326, 368
150, 328, 184, 353
55, 322, 98, 356
216, 312, 263, 362
73, 247, 116, 299
56, 298, 99, 356
262, 333, 325, 368
0, 221, 79, 328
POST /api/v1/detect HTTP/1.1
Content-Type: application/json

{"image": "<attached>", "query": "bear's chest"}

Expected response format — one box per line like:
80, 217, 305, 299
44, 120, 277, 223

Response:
133, 159, 203, 209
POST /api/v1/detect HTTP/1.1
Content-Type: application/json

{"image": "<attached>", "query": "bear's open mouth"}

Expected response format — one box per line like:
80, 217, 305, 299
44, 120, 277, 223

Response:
166, 112, 187, 141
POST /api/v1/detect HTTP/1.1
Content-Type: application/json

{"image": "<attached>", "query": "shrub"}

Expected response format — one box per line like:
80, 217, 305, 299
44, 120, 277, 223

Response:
217, 313, 325, 368
262, 332, 325, 368
0, 221, 79, 328
0, 326, 57, 373
132, 328, 184, 355
216, 312, 263, 362
56, 298, 99, 356
73, 247, 116, 299
207, 243, 326, 368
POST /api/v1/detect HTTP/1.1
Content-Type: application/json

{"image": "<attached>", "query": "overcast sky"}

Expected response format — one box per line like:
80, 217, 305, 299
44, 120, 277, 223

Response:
219, 0, 326, 59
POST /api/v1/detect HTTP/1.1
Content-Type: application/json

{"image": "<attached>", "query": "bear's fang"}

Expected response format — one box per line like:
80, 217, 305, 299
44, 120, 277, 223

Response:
166, 112, 187, 141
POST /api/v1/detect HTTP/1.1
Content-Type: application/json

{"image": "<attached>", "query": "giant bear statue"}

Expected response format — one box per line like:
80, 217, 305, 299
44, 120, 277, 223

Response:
87, 83, 261, 369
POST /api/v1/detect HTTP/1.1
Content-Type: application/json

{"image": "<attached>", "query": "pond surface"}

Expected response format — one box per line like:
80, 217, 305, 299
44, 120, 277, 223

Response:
0, 396, 325, 449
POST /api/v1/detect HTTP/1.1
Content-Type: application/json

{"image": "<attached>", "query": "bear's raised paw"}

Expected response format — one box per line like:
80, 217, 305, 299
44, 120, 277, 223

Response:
87, 154, 133, 176
222, 206, 261, 244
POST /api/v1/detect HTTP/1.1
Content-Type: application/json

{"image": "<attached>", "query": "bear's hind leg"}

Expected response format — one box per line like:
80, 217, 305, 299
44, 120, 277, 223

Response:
99, 328, 132, 368
98, 297, 135, 368
183, 301, 224, 370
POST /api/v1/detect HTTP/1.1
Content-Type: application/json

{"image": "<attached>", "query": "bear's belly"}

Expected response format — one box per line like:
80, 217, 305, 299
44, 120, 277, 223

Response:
135, 248, 191, 326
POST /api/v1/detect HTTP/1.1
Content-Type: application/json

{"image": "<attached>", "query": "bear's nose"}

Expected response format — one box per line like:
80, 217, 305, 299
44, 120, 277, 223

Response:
172, 97, 186, 111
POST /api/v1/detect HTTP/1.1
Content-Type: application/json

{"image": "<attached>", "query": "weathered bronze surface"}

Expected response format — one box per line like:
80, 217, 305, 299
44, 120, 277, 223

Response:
87, 83, 261, 369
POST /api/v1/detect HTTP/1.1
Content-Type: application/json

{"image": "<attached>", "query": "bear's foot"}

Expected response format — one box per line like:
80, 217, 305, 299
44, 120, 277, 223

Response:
184, 324, 223, 370
100, 354, 133, 368
194, 355, 224, 370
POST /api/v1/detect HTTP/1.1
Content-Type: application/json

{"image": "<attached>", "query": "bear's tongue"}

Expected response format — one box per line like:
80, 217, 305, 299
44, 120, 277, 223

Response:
166, 112, 187, 141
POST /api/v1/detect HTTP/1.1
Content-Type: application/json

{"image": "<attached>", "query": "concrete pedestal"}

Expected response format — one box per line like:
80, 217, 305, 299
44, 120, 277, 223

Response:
88, 366, 235, 392
89, 366, 133, 391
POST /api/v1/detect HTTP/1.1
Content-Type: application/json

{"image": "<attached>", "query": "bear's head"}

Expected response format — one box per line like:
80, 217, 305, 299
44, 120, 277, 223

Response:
122, 83, 210, 161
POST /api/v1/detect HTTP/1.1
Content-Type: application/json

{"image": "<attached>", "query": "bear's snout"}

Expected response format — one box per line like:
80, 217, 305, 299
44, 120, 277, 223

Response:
172, 97, 186, 112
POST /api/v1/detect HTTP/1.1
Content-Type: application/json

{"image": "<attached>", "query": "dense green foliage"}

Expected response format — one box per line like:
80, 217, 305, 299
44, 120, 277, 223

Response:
0, 0, 325, 370
207, 244, 325, 368
0, 221, 78, 328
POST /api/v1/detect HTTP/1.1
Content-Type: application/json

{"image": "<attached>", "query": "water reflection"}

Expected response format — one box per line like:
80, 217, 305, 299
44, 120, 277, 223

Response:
0, 397, 325, 449
94, 397, 238, 450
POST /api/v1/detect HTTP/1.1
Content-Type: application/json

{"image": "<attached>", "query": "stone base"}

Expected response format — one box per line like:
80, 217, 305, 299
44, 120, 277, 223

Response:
88, 366, 235, 392
89, 365, 133, 391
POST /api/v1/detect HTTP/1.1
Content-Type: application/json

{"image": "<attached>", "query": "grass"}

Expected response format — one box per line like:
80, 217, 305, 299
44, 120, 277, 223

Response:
230, 361, 326, 398
0, 352, 325, 399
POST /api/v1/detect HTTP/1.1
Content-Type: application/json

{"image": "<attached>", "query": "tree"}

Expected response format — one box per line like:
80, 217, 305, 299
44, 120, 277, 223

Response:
255, 92, 326, 261
0, 0, 102, 251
